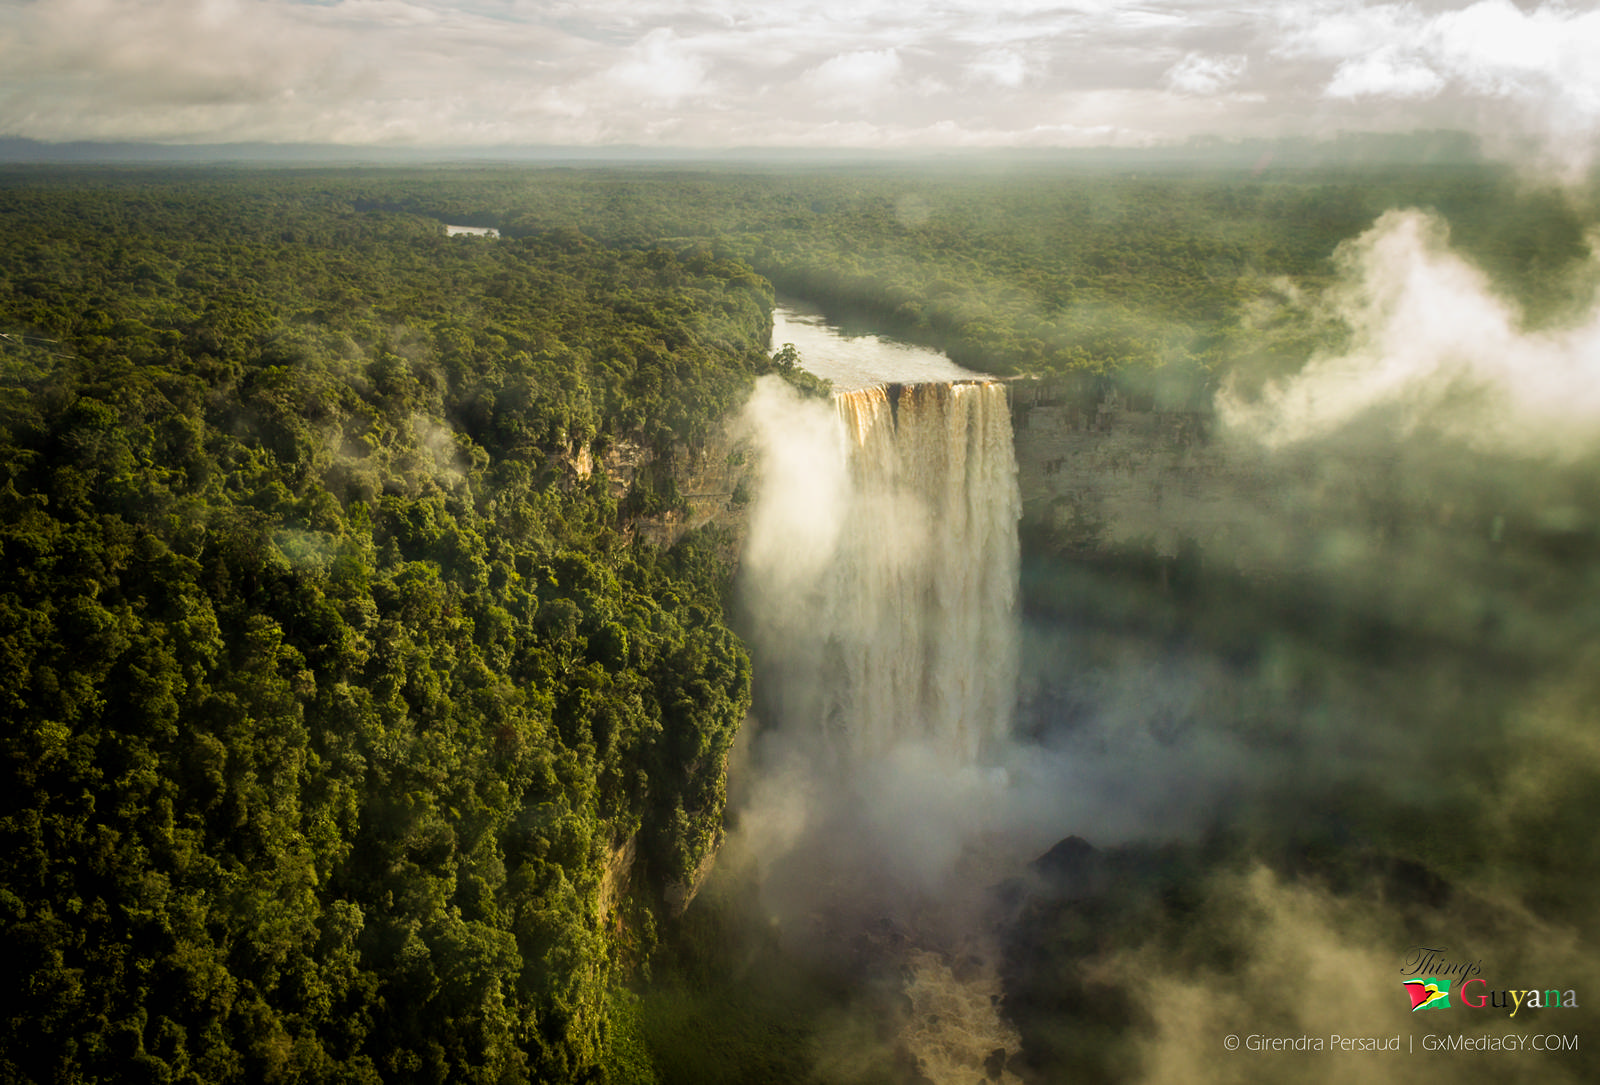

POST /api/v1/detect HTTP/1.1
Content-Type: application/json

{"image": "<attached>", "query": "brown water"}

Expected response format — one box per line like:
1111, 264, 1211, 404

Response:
771, 302, 990, 390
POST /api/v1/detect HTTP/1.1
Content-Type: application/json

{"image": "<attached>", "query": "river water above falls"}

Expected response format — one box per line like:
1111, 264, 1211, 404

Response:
771, 301, 992, 390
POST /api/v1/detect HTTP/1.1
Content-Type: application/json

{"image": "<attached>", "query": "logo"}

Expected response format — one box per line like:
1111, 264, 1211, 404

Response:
1401, 947, 1481, 982
1404, 977, 1451, 1011
1398, 947, 1580, 1017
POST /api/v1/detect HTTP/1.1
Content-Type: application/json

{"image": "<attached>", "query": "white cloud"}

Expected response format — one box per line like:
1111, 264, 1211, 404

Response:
1324, 49, 1443, 100
800, 48, 903, 106
0, 0, 1594, 160
4, 0, 342, 107
0, 0, 1247, 146
966, 49, 1030, 90
1163, 52, 1247, 96
1273, 1, 1405, 59
1221, 209, 1600, 460
1432, 0, 1570, 92
1276, 0, 1600, 174
599, 28, 711, 107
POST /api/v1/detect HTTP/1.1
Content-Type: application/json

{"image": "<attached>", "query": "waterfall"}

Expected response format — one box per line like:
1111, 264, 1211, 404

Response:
738, 374, 1025, 1085
743, 377, 1020, 767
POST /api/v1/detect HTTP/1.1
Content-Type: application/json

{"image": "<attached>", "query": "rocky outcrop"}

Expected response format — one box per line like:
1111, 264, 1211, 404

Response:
565, 419, 757, 555
630, 423, 757, 553
1011, 383, 1239, 560
662, 839, 722, 918
598, 832, 637, 923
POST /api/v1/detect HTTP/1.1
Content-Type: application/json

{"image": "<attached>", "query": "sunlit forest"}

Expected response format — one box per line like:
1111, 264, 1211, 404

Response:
3, 157, 1597, 1083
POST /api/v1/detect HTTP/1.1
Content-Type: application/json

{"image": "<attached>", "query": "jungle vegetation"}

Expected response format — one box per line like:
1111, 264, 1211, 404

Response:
1, 155, 1595, 1083
338, 156, 1596, 391
0, 171, 769, 1083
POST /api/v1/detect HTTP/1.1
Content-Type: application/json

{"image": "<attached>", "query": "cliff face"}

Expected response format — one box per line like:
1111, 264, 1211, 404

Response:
650, 380, 1240, 573
652, 378, 1261, 572
1007, 382, 1443, 588
568, 423, 757, 555
1012, 386, 1229, 560
633, 426, 757, 553
566, 424, 758, 919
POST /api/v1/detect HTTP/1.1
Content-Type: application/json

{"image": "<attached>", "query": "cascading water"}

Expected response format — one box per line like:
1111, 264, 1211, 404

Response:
824, 381, 1020, 761
737, 369, 1025, 1085
744, 378, 1020, 767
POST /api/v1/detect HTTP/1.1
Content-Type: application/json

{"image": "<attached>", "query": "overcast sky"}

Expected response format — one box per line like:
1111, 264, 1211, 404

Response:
1, 0, 1598, 167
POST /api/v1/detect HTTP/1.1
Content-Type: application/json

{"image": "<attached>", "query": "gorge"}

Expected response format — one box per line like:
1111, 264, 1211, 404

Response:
643, 287, 1600, 1083
695, 312, 1028, 1084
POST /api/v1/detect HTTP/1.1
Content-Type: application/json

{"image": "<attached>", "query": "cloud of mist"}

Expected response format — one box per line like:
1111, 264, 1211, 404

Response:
1020, 205, 1600, 847
1278, 1, 1600, 176
1007, 600, 1600, 1081
727, 213, 1600, 1081
1008, 581, 1600, 1080
736, 376, 851, 599
1220, 208, 1600, 460
1009, 633, 1271, 846
729, 375, 1031, 929
408, 413, 470, 491
1116, 864, 1595, 1084
1003, 202, 1600, 1082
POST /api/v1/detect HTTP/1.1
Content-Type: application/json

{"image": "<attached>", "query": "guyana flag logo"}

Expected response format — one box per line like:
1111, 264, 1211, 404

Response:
1404, 977, 1452, 1011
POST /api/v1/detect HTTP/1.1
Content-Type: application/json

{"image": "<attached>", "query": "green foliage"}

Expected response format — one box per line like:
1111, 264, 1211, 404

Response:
630, 864, 821, 1085
0, 171, 756, 1084
5, 157, 1592, 1083
323, 160, 1595, 392
767, 343, 831, 399
597, 990, 658, 1085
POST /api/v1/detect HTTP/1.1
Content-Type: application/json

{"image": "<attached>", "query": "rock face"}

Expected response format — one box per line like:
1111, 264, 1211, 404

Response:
1011, 382, 1238, 560
590, 377, 1245, 576
662, 840, 721, 918
1029, 835, 1101, 900
632, 423, 757, 553
555, 425, 757, 923
598, 833, 637, 923
567, 420, 757, 555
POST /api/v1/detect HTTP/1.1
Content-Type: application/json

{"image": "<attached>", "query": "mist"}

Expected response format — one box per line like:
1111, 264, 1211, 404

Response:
722, 374, 1035, 1081
1006, 207, 1600, 1080
1220, 208, 1600, 459
732, 375, 1022, 893
709, 198, 1600, 1082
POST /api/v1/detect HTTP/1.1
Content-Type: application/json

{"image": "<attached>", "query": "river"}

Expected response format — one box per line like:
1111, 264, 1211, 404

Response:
770, 300, 991, 389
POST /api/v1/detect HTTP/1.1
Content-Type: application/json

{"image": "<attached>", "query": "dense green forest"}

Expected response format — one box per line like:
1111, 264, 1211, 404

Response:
0, 172, 774, 1083
337, 159, 1597, 388
2, 159, 1596, 1083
